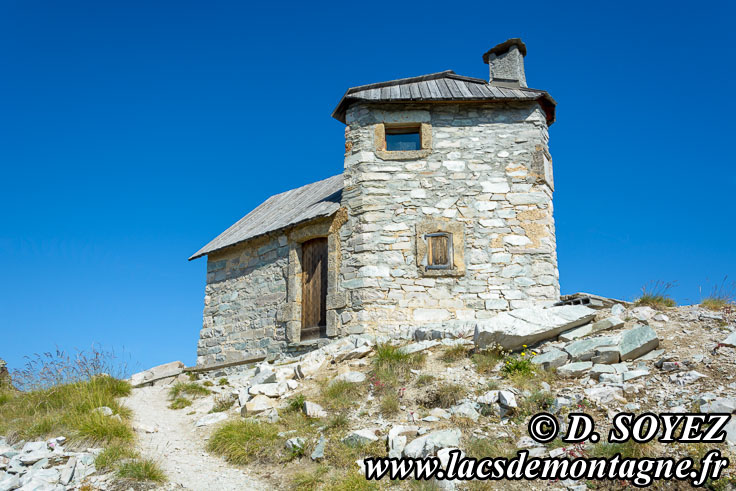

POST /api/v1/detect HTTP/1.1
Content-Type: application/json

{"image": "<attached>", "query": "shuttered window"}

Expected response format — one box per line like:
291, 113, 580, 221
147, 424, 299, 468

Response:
301, 238, 328, 340
425, 233, 452, 270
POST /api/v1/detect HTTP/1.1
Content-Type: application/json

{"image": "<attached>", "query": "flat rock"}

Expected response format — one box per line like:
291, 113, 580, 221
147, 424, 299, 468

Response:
0, 473, 19, 491
585, 386, 623, 404
332, 371, 366, 384
591, 316, 624, 334
532, 349, 569, 370
622, 369, 649, 382
669, 370, 707, 386
631, 306, 656, 321
195, 412, 227, 427
388, 425, 419, 458
591, 347, 620, 364
476, 390, 499, 405
474, 305, 596, 351
130, 361, 185, 387
599, 373, 623, 383
399, 340, 440, 355
618, 325, 659, 361
558, 324, 593, 342
557, 361, 593, 378
18, 450, 52, 465
700, 398, 736, 414
564, 336, 618, 361
251, 367, 277, 386
721, 332, 736, 348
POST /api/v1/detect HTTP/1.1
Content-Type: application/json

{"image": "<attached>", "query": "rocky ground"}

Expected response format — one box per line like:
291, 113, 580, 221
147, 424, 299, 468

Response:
4, 298, 736, 490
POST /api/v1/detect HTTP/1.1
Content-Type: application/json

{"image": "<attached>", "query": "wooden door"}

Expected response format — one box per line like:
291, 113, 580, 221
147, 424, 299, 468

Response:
301, 238, 328, 340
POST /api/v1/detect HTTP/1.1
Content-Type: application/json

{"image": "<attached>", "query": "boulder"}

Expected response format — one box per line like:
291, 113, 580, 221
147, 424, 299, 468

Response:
437, 448, 464, 469
303, 401, 327, 418
631, 306, 656, 321
532, 349, 568, 370
557, 361, 593, 378
618, 325, 659, 361
195, 412, 227, 427
474, 305, 596, 351
724, 418, 736, 445
611, 304, 625, 316
130, 361, 185, 387
342, 429, 379, 447
476, 390, 499, 405
241, 394, 274, 415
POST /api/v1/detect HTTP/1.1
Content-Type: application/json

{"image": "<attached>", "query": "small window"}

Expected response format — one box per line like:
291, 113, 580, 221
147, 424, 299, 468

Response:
385, 126, 421, 151
425, 232, 453, 270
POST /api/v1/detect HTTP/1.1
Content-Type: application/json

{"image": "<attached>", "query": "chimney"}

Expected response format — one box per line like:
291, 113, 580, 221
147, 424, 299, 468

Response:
482, 38, 527, 88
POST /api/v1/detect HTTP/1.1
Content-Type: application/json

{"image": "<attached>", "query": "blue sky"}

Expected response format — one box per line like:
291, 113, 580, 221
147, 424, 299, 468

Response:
2, 0, 734, 373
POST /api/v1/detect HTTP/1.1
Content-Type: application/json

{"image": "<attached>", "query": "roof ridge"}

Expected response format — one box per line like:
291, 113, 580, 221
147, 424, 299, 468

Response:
345, 70, 456, 94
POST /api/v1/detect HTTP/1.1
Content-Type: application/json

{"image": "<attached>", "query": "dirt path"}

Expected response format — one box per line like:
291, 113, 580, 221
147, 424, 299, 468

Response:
123, 385, 271, 491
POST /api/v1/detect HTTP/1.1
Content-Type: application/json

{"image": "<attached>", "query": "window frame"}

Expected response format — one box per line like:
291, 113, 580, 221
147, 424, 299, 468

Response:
374, 122, 432, 161
425, 232, 453, 270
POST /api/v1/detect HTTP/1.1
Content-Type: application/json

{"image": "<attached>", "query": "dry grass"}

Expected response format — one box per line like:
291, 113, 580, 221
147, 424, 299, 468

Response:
1, 347, 165, 484
422, 382, 467, 408
320, 379, 366, 411
168, 382, 210, 399
169, 397, 192, 410
379, 392, 400, 416
207, 419, 281, 465
471, 348, 504, 374
0, 374, 132, 445
700, 276, 735, 311
441, 345, 470, 363
635, 280, 677, 308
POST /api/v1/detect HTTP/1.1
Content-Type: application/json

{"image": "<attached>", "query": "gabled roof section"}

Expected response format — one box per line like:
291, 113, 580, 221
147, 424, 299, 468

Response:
331, 70, 556, 125
189, 175, 343, 260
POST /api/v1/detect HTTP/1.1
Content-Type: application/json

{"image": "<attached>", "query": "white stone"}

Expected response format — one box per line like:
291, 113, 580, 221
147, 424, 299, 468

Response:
195, 412, 227, 427
242, 394, 274, 415
332, 371, 367, 384
303, 401, 327, 418
474, 305, 596, 351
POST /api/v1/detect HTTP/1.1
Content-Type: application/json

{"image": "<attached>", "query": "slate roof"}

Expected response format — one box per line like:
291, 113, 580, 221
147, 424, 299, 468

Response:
189, 175, 343, 260
331, 70, 556, 125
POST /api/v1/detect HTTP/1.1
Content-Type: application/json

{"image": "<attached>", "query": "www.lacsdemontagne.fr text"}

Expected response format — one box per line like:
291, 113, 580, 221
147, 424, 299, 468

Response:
364, 449, 729, 487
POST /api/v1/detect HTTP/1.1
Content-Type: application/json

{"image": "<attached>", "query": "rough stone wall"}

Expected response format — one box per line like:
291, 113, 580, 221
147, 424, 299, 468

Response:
338, 102, 559, 336
197, 233, 289, 367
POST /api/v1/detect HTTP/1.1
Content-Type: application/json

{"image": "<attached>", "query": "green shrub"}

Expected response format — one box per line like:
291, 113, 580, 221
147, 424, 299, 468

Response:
218, 377, 229, 386
287, 394, 306, 412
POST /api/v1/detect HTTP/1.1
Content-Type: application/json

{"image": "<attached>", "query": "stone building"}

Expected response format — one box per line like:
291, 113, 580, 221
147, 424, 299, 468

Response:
190, 39, 559, 369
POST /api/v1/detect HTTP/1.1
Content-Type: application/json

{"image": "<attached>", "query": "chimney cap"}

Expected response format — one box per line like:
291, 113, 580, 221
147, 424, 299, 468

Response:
482, 38, 527, 63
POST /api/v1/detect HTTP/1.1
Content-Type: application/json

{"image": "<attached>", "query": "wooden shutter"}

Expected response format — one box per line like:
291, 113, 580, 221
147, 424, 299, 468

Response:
301, 238, 328, 340
426, 233, 451, 269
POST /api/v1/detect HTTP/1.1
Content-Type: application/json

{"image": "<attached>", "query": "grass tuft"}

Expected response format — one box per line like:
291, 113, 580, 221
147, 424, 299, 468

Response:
441, 345, 469, 363
471, 348, 504, 374
422, 382, 467, 408
320, 380, 365, 410
168, 382, 209, 399
117, 459, 166, 482
169, 397, 192, 410
635, 280, 677, 308
207, 419, 280, 465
